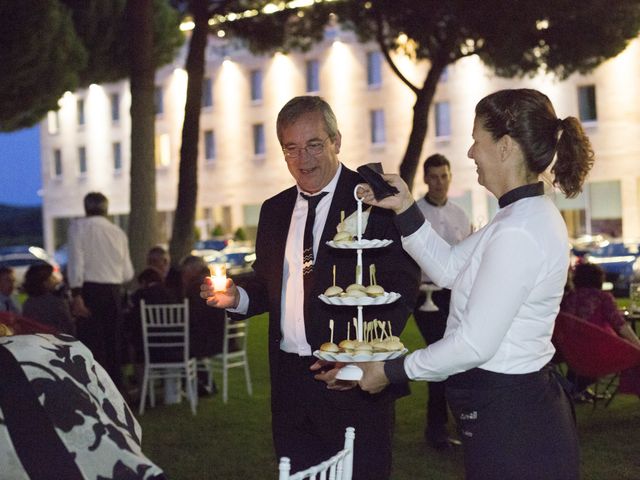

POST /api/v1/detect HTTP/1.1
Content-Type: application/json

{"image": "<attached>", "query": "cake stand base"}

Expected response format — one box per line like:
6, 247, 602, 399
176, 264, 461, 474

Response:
335, 364, 363, 381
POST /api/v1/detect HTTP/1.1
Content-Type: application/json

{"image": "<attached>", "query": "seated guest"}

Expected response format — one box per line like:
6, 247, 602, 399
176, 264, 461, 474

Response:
561, 263, 640, 346
0, 266, 21, 313
178, 255, 225, 395
125, 268, 178, 366
0, 313, 166, 479
147, 245, 171, 279
560, 262, 640, 398
22, 263, 75, 335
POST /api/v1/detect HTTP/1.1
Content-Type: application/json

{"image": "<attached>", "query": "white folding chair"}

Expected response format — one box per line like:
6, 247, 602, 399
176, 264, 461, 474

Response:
139, 299, 198, 415
198, 312, 252, 403
278, 427, 355, 480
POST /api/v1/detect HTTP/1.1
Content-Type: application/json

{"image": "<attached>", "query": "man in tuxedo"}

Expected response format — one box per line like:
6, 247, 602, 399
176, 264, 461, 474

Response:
202, 96, 419, 479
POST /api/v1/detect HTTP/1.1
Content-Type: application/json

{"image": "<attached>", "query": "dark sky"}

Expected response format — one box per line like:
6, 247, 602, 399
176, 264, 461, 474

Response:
0, 126, 41, 206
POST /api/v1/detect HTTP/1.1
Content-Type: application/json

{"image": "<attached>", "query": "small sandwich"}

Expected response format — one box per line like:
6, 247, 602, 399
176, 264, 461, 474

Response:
383, 339, 404, 351
353, 342, 373, 356
324, 285, 344, 297
333, 231, 353, 243
365, 284, 385, 297
338, 339, 356, 354
320, 342, 340, 353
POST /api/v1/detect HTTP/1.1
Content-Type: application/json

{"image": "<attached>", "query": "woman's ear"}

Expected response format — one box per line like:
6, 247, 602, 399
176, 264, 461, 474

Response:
498, 134, 516, 162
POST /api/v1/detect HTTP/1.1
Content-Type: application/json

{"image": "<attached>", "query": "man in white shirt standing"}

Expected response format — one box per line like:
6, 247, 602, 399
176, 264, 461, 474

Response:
414, 154, 471, 450
67, 192, 134, 389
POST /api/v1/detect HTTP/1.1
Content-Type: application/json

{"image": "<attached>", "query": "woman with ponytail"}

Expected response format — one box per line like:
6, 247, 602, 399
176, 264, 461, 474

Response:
357, 89, 594, 479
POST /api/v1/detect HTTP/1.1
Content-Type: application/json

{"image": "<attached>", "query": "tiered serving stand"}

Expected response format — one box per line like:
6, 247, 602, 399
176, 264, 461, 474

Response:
313, 185, 408, 380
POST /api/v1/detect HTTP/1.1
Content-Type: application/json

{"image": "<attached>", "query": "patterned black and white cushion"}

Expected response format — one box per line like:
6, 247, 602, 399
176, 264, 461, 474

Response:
0, 334, 165, 480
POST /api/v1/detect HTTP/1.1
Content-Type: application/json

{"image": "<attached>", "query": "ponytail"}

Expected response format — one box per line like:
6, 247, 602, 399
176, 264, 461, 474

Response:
551, 117, 594, 198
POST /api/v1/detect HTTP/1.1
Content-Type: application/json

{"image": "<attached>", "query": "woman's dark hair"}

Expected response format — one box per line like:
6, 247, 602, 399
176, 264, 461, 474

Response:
23, 263, 54, 296
571, 262, 605, 289
475, 88, 594, 198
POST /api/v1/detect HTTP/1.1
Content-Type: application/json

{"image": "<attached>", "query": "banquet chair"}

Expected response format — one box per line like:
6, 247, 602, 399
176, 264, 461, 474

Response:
197, 313, 252, 403
278, 427, 355, 480
139, 299, 198, 415
552, 312, 640, 407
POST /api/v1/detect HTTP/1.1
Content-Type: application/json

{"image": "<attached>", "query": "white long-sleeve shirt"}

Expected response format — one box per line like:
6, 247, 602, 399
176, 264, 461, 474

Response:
390, 183, 569, 382
67, 216, 134, 289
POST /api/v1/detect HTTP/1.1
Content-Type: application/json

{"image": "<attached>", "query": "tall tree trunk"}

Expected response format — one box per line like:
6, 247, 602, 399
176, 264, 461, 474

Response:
127, 0, 157, 274
398, 62, 446, 191
169, 0, 209, 266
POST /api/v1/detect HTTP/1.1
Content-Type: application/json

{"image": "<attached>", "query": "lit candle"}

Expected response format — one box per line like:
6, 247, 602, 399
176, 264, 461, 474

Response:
210, 264, 227, 292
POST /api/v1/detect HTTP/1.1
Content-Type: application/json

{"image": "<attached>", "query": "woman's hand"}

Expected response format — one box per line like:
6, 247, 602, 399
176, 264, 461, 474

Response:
358, 361, 390, 394
311, 360, 358, 391
200, 277, 240, 309
357, 174, 415, 214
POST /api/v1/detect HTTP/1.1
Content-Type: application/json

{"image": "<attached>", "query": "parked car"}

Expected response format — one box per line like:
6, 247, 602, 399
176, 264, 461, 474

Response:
195, 244, 256, 278
578, 238, 640, 297
194, 237, 231, 251
0, 245, 62, 288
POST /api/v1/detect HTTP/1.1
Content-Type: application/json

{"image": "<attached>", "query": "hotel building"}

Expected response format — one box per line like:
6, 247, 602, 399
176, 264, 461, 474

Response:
39, 30, 640, 252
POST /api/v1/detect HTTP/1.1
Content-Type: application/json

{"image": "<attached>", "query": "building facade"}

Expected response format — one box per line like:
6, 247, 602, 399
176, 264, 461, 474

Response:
40, 31, 640, 253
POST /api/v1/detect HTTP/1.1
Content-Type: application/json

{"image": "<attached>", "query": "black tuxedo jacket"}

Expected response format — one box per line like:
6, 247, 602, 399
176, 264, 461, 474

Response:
239, 166, 420, 405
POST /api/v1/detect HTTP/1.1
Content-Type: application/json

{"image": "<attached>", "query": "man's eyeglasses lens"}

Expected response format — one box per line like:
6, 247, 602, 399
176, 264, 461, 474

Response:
283, 137, 330, 158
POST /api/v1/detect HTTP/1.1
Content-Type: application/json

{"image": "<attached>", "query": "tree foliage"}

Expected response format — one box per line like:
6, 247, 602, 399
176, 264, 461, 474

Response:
220, 0, 640, 188
0, 0, 183, 132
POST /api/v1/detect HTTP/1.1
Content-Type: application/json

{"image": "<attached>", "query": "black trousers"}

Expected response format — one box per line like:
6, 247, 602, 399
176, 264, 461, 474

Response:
76, 282, 124, 388
413, 288, 451, 439
272, 351, 395, 480
446, 366, 580, 480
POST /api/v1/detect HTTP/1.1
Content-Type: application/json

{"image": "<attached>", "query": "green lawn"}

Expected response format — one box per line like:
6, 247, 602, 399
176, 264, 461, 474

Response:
138, 314, 640, 479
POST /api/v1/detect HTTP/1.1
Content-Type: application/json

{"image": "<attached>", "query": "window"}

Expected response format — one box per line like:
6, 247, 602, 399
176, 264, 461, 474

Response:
306, 60, 320, 93
578, 85, 597, 122
204, 130, 215, 161
78, 146, 87, 175
110, 93, 120, 122
435, 101, 451, 138
77, 99, 85, 126
47, 111, 59, 135
367, 51, 382, 87
155, 134, 171, 168
155, 86, 164, 115
250, 69, 263, 102
202, 77, 213, 107
370, 109, 385, 144
439, 67, 449, 83
53, 149, 62, 177
253, 124, 265, 155
113, 142, 122, 172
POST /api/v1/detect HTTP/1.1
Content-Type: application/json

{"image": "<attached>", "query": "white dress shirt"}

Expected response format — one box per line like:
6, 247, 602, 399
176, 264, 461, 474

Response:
415, 196, 471, 282
67, 216, 134, 288
233, 164, 343, 355
401, 193, 569, 381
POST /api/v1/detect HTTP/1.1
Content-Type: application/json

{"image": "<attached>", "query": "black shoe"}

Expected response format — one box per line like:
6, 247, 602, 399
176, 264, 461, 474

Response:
198, 381, 218, 397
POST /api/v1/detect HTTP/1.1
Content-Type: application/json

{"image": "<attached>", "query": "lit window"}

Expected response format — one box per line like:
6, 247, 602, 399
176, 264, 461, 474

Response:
77, 99, 85, 126
204, 130, 216, 161
253, 124, 265, 155
578, 85, 597, 123
111, 93, 120, 122
113, 142, 122, 171
202, 77, 213, 107
367, 51, 382, 87
435, 101, 451, 138
78, 146, 87, 175
155, 86, 164, 115
250, 69, 263, 102
53, 149, 62, 177
439, 67, 449, 83
47, 111, 59, 135
155, 133, 171, 168
306, 60, 320, 93
370, 109, 385, 144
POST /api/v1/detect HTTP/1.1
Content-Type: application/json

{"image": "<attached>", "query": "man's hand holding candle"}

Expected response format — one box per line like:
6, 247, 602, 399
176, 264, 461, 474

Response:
200, 276, 240, 309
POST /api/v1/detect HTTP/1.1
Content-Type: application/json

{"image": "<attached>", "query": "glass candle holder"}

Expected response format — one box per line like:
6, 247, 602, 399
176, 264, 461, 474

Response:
210, 263, 227, 292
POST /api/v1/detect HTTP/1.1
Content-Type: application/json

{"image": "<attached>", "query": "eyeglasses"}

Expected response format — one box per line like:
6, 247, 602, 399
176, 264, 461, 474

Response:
282, 136, 331, 159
